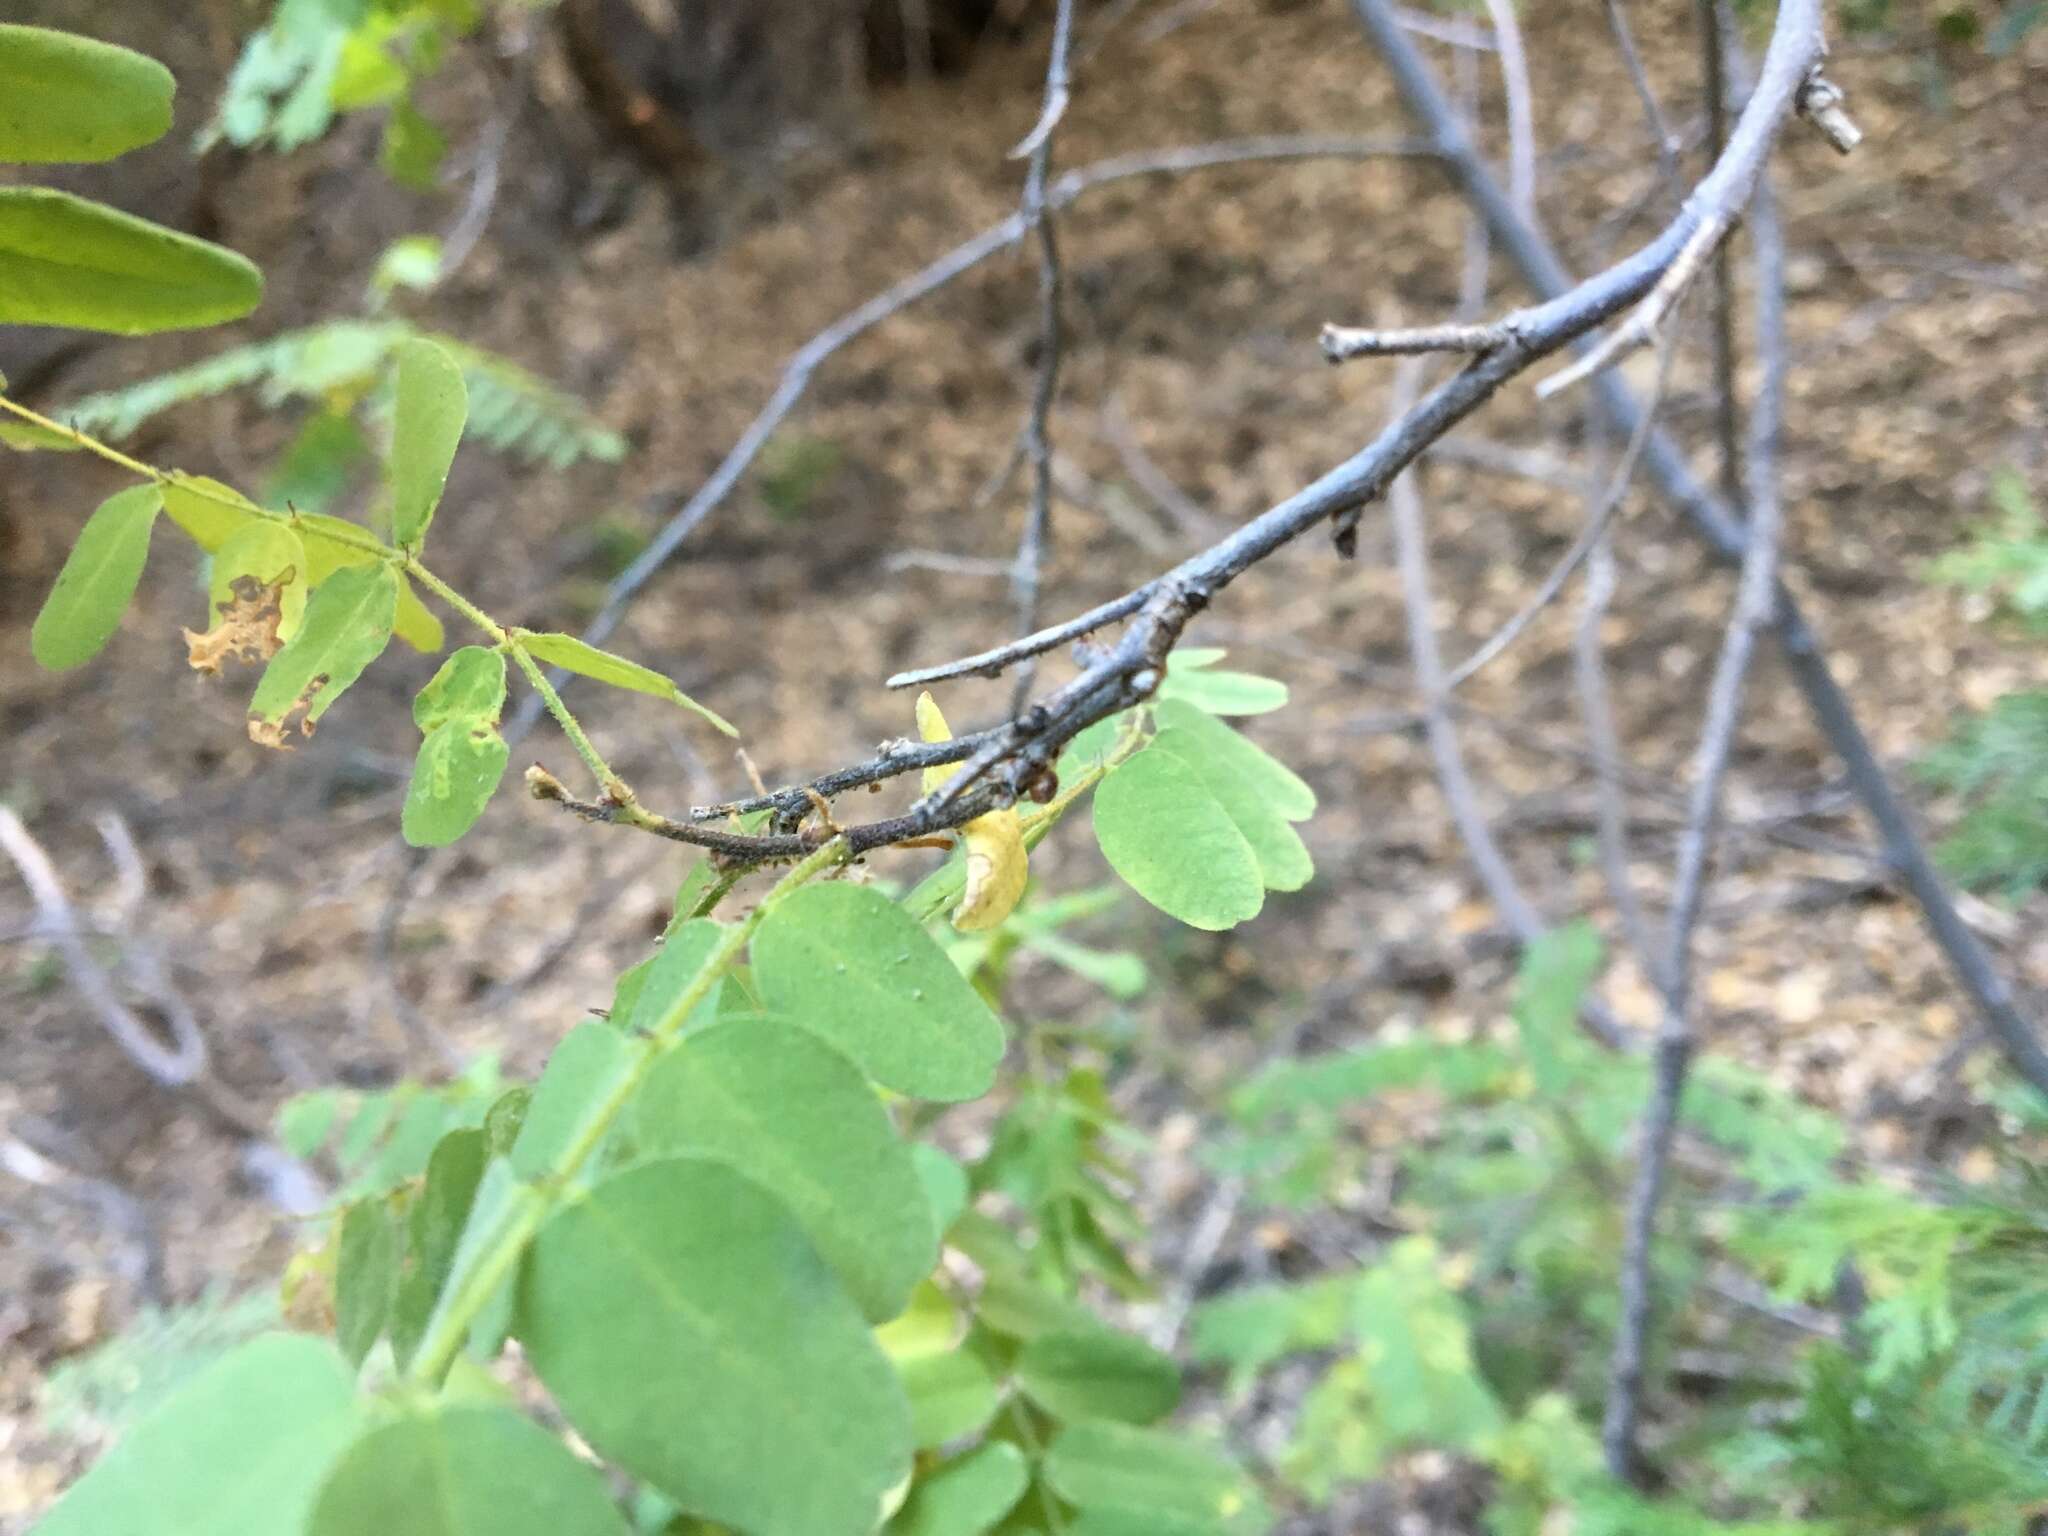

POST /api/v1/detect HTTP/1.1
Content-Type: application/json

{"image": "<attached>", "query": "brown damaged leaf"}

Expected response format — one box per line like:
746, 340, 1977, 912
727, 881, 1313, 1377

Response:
247, 674, 330, 751
182, 573, 289, 675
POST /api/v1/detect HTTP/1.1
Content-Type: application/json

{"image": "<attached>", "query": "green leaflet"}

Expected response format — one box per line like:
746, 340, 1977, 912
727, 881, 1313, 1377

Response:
886, 1443, 1028, 1536
1016, 1328, 1181, 1426
389, 1129, 489, 1369
1149, 726, 1312, 894
1093, 748, 1264, 930
618, 917, 728, 1038
897, 1348, 1000, 1449
750, 883, 1006, 1102
1151, 700, 1315, 818
34, 1333, 370, 1536
637, 1018, 936, 1322
515, 630, 736, 737
0, 188, 262, 335
508, 1022, 638, 1180
875, 1281, 961, 1364
249, 562, 398, 741
403, 648, 508, 847
519, 1157, 912, 1536
1156, 649, 1288, 716
414, 645, 505, 729
1043, 1422, 1269, 1536
390, 337, 467, 550
210, 520, 309, 642
163, 474, 264, 551
0, 25, 173, 163
911, 1144, 970, 1235
334, 1198, 400, 1369
31, 483, 161, 669
308, 1404, 627, 1536
402, 722, 508, 847
412, 1156, 539, 1370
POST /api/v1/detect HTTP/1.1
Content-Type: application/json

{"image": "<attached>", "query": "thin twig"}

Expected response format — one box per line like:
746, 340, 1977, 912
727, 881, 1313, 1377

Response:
1349, 0, 2048, 1102
1604, 172, 1787, 1486
0, 807, 205, 1088
1443, 330, 1676, 692
1698, 0, 1743, 504
1009, 0, 1078, 714
1478, 0, 1536, 225
506, 133, 1437, 740
1605, 0, 1682, 174
1388, 366, 1630, 1052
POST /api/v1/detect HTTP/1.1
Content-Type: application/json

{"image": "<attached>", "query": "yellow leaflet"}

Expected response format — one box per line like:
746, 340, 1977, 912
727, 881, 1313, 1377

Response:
915, 691, 1027, 932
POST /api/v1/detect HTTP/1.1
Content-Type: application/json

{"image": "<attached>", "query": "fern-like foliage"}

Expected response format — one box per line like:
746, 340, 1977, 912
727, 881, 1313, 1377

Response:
41, 1286, 280, 1441
58, 322, 625, 471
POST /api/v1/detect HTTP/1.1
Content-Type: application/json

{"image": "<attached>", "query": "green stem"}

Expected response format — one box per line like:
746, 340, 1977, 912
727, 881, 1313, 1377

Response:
402, 837, 852, 1385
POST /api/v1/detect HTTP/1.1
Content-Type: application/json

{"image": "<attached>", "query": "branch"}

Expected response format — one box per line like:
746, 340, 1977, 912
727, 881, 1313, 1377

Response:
505, 133, 1437, 740
1008, 0, 1078, 713
1346, 0, 2048, 1100
1604, 171, 1787, 1487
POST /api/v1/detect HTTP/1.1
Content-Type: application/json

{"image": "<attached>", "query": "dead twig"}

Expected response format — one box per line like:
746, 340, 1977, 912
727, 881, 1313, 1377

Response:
1605, 172, 1788, 1486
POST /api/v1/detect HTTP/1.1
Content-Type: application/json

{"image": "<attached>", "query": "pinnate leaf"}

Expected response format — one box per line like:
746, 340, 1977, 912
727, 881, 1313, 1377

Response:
751, 883, 1005, 1101
637, 1018, 936, 1321
519, 1156, 912, 1536
390, 338, 467, 550
35, 1333, 368, 1536
1093, 748, 1263, 930
308, 1404, 627, 1536
31, 483, 161, 669
0, 25, 174, 163
0, 188, 262, 334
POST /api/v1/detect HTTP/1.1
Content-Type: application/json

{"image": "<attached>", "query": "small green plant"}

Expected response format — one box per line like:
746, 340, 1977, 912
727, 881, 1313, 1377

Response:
1924, 470, 2048, 897
13, 33, 1306, 1503
1192, 927, 2048, 1533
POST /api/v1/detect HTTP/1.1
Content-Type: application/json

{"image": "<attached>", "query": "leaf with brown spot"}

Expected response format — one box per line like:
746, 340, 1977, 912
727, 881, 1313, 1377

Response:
182, 573, 288, 675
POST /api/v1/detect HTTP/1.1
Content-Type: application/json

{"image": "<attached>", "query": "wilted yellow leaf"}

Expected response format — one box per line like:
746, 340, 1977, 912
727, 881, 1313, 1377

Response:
915, 690, 1027, 931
